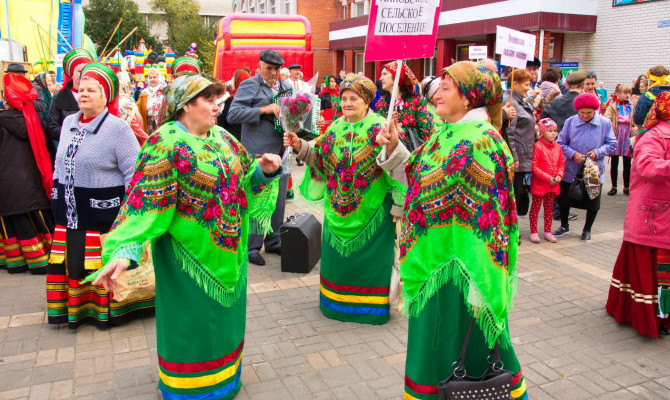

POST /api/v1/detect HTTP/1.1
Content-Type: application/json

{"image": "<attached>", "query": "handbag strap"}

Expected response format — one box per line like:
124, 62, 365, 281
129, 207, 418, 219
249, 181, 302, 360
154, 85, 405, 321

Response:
453, 317, 504, 377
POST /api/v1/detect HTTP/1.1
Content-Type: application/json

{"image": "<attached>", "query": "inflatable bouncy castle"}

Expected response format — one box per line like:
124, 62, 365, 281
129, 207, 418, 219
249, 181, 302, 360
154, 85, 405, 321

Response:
214, 13, 313, 81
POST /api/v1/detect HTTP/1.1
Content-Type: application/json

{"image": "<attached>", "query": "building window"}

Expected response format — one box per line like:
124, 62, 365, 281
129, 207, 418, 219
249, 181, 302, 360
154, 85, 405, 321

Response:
355, 53, 364, 74
233, 2, 238, 13
342, 4, 347, 19
146, 15, 153, 29
343, 54, 347, 72
353, 1, 365, 17
283, 0, 290, 14
423, 57, 436, 76
549, 37, 555, 59
270, 0, 276, 13
249, 0, 256, 13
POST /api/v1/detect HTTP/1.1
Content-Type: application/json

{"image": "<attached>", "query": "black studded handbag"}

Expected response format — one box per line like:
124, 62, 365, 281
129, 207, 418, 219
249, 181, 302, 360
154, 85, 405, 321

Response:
437, 318, 514, 400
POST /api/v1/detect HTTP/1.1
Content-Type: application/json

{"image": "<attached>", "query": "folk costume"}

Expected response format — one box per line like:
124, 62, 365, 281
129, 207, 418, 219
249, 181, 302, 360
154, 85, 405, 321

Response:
295, 75, 404, 325
100, 74, 280, 399
318, 74, 341, 133
0, 73, 54, 274
46, 64, 154, 328
606, 91, 670, 337
137, 67, 167, 134
46, 49, 94, 143
378, 62, 527, 400
374, 62, 434, 149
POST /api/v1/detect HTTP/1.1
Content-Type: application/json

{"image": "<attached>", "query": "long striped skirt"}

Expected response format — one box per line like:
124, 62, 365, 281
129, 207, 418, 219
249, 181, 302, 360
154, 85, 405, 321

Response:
155, 235, 245, 400
0, 210, 53, 274
606, 241, 670, 337
319, 208, 395, 325
46, 225, 155, 329
404, 283, 528, 400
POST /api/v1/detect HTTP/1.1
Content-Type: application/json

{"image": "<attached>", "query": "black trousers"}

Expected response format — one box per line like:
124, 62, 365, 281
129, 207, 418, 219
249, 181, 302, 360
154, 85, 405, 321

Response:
514, 172, 530, 216
559, 206, 598, 233
610, 156, 631, 189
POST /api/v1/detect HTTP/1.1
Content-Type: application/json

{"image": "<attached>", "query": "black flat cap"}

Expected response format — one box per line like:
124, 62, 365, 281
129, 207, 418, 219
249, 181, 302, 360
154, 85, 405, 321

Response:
260, 50, 285, 66
288, 63, 301, 70
526, 57, 541, 68
5, 63, 28, 73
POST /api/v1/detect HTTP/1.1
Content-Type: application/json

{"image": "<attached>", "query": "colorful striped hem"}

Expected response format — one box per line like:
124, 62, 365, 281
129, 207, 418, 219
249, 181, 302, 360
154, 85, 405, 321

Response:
159, 339, 244, 399
319, 276, 390, 317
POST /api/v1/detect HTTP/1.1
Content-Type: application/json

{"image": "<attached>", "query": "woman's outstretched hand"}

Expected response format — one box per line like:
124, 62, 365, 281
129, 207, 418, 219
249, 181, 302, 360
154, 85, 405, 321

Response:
377, 122, 399, 157
92, 258, 130, 291
283, 131, 301, 153
259, 153, 282, 174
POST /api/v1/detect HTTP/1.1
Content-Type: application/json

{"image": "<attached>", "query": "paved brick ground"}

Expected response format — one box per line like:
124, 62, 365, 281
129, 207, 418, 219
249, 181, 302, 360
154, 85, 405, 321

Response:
1, 162, 670, 400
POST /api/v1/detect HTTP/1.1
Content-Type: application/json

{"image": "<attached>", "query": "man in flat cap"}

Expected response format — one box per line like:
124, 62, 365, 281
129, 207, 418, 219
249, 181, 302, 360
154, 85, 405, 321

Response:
287, 63, 308, 92
541, 70, 586, 221
4, 63, 48, 125
228, 50, 292, 266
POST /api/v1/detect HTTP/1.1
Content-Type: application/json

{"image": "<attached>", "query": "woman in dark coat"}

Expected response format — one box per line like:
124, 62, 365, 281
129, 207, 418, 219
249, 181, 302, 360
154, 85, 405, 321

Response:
0, 73, 54, 274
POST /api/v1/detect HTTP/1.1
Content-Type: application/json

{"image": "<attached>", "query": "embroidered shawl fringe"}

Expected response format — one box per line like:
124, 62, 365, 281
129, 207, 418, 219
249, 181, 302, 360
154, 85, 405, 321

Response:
324, 204, 386, 257
402, 255, 516, 349
171, 238, 247, 307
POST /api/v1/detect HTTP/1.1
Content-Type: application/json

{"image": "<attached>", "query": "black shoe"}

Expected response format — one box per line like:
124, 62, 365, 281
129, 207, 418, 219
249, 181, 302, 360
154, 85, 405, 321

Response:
569, 213, 578, 221
296, 159, 304, 166
580, 231, 591, 242
659, 325, 670, 336
623, 188, 630, 195
553, 214, 561, 221
266, 247, 281, 255
249, 253, 266, 266
553, 226, 570, 237
607, 188, 617, 196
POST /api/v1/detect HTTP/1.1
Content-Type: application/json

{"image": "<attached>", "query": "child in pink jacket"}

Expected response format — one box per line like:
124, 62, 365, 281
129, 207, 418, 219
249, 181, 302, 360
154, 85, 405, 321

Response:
530, 118, 565, 243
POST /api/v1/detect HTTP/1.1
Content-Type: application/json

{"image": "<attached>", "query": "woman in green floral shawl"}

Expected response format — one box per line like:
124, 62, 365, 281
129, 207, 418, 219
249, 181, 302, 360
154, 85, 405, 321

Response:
377, 62, 528, 400
284, 74, 404, 325
92, 74, 282, 400
375, 61, 435, 151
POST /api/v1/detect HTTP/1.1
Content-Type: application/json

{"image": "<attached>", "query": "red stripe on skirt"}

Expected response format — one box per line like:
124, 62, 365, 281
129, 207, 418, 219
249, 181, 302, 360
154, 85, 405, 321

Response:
404, 375, 438, 395
47, 274, 68, 283
158, 339, 244, 374
513, 369, 523, 385
320, 276, 389, 294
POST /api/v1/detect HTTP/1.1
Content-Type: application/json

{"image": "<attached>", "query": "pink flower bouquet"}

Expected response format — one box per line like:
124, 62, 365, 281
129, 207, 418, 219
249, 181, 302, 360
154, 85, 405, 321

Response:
279, 92, 312, 132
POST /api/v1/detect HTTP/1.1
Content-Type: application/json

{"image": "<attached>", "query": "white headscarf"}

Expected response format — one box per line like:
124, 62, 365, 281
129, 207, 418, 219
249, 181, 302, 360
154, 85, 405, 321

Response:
421, 76, 440, 102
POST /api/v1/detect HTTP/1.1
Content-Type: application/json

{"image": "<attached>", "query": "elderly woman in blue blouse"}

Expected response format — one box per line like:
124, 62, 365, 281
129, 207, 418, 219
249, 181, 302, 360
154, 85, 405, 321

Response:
554, 93, 617, 243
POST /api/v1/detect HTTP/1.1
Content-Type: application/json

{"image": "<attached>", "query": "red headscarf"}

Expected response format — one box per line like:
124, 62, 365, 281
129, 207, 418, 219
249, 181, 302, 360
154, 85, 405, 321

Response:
3, 74, 53, 198
382, 61, 420, 93
232, 70, 251, 98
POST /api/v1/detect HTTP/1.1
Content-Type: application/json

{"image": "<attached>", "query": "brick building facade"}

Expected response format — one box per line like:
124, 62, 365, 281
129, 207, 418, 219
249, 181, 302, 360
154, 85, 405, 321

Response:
329, 0, 599, 81
563, 0, 670, 93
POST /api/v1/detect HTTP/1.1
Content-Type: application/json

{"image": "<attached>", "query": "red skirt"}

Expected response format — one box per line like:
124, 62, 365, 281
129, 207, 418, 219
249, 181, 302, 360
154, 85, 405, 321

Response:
606, 241, 670, 337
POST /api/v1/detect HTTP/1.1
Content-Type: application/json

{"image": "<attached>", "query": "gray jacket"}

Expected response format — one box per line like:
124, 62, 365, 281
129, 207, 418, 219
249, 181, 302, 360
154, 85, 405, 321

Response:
227, 74, 292, 156
503, 90, 537, 172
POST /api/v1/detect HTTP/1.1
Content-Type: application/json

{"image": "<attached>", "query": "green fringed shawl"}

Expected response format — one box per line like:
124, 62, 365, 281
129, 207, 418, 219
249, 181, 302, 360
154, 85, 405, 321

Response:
299, 112, 404, 257
399, 120, 519, 347
99, 121, 279, 307
426, 103, 445, 128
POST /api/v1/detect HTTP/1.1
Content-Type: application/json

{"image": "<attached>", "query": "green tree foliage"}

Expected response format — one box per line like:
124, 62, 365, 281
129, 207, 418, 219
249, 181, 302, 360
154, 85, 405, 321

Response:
150, 0, 217, 75
84, 0, 159, 55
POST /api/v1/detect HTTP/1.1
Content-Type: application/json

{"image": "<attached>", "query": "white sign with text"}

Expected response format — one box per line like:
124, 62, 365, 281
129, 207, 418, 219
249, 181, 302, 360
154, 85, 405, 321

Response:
495, 26, 536, 69
468, 46, 488, 60
373, 0, 441, 36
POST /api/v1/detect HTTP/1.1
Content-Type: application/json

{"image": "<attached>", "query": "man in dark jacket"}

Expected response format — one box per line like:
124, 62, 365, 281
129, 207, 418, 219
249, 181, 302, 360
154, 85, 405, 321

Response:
541, 70, 586, 220
47, 67, 84, 142
227, 50, 292, 266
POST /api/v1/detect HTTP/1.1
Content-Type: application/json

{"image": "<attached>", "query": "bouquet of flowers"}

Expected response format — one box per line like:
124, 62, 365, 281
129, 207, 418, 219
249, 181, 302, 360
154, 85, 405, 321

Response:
279, 91, 312, 132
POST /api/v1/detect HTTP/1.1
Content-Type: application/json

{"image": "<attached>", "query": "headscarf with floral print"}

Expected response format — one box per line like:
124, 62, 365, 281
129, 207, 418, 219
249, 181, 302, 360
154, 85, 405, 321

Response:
161, 74, 216, 123
640, 91, 670, 138
339, 73, 377, 105
442, 61, 503, 132
382, 61, 420, 93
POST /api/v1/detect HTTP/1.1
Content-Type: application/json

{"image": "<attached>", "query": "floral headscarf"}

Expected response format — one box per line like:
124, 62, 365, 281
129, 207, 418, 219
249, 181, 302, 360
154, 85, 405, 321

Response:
162, 74, 216, 123
442, 61, 503, 131
339, 73, 377, 105
641, 91, 670, 137
117, 71, 139, 124
382, 61, 419, 91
